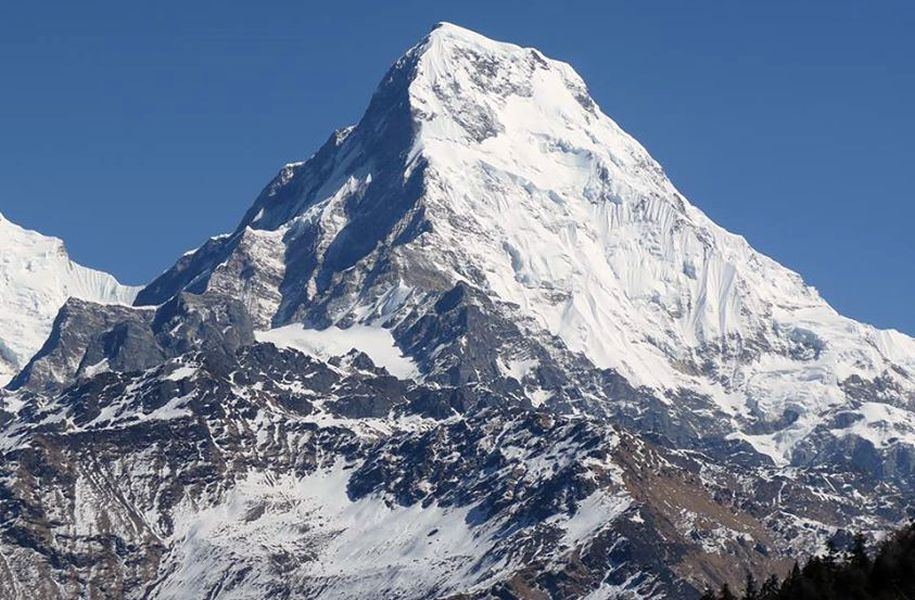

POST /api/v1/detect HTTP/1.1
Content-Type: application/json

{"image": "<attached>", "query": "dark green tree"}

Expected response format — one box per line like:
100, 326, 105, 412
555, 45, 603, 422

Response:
697, 522, 915, 600
719, 582, 738, 600
744, 573, 759, 600
759, 574, 779, 600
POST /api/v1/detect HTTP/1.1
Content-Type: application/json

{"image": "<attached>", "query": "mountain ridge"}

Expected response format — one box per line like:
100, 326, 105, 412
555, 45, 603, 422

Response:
1, 23, 914, 600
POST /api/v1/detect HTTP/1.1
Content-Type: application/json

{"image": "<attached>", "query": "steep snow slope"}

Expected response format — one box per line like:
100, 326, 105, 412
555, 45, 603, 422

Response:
416, 24, 915, 392
395, 24, 915, 462
0, 213, 139, 385
138, 23, 915, 466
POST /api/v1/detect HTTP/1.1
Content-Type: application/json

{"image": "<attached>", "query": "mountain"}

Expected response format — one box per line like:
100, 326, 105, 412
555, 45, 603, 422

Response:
1, 23, 914, 600
137, 22, 915, 467
0, 213, 139, 386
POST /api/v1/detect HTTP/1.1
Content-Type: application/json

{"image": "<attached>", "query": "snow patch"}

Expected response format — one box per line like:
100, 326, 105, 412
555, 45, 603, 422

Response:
831, 402, 915, 449
255, 323, 419, 379
156, 462, 518, 599
163, 365, 198, 382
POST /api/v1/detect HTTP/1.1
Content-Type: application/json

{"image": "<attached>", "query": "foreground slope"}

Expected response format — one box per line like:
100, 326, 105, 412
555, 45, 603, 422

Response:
0, 344, 874, 598
0, 213, 139, 385
1, 22, 914, 600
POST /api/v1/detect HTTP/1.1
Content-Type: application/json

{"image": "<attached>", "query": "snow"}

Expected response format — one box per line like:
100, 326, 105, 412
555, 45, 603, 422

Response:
154, 456, 631, 599
397, 22, 915, 459
155, 462, 508, 599
830, 402, 915, 449
498, 356, 539, 381
255, 323, 419, 379
80, 358, 111, 379
559, 490, 631, 547
163, 364, 199, 382
727, 431, 790, 467
0, 214, 140, 386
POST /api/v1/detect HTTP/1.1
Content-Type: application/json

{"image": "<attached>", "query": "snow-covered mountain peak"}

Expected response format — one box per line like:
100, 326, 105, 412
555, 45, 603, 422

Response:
406, 23, 657, 191
410, 22, 594, 131
135, 25, 915, 466
0, 215, 140, 386
414, 21, 590, 97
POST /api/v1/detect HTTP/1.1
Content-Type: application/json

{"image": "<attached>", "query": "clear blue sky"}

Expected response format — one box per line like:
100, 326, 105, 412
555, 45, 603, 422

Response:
2, 2, 913, 334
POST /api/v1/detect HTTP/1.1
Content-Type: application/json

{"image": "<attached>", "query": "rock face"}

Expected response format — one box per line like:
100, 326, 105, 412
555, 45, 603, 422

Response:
9, 292, 255, 394
0, 344, 890, 599
1, 22, 914, 600
0, 214, 139, 385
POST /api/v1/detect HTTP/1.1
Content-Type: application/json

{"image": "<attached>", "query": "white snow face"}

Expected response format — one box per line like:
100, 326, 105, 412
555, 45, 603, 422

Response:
402, 23, 915, 462
0, 213, 140, 385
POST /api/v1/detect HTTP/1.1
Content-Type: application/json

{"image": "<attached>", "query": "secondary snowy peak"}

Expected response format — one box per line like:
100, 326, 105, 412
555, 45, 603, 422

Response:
0, 214, 139, 385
